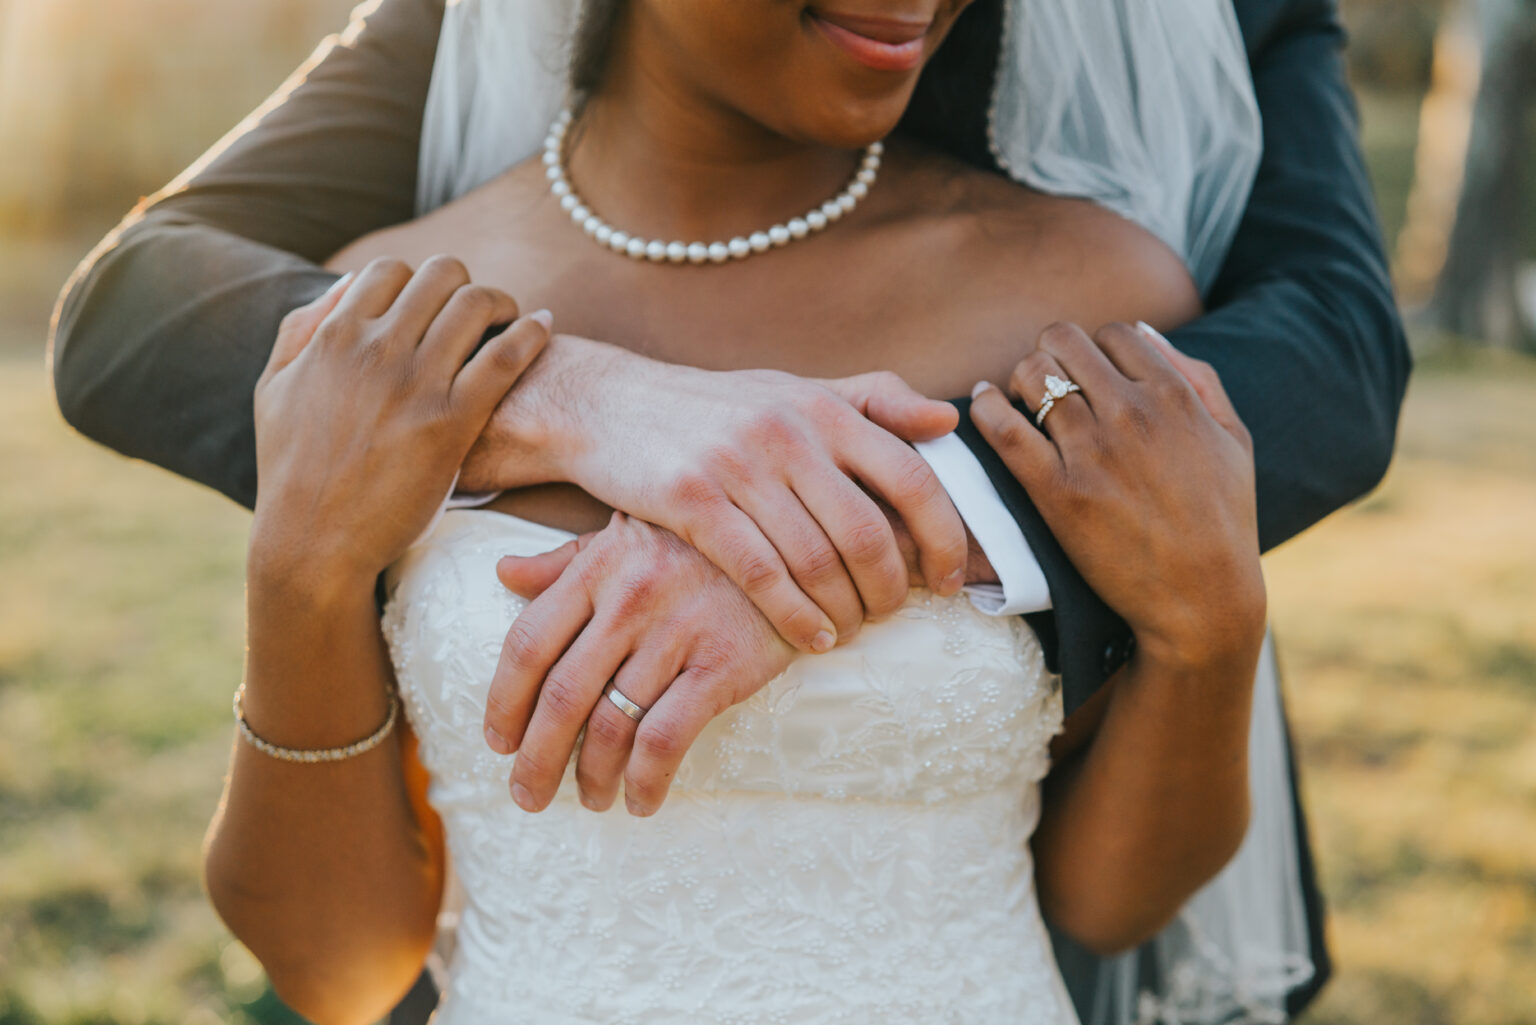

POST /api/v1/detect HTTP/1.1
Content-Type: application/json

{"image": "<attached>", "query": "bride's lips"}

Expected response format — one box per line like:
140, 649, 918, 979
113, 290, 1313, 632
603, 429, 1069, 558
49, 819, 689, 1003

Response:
807, 9, 931, 72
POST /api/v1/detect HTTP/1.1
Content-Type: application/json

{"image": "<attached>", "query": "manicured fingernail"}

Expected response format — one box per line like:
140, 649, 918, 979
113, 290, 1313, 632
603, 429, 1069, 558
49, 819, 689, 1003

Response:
940, 568, 965, 596
972, 380, 995, 399
484, 724, 513, 754
811, 630, 836, 653
511, 782, 537, 812
321, 271, 353, 298
1137, 321, 1172, 347
529, 308, 553, 330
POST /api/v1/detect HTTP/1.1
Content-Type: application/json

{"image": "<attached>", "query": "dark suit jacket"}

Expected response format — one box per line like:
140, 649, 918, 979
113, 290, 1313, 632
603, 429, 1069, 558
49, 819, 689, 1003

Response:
48, 0, 1409, 1016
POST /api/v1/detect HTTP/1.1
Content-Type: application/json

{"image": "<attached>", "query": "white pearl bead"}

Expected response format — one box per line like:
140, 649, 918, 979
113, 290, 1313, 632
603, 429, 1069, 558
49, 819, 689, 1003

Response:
542, 110, 884, 266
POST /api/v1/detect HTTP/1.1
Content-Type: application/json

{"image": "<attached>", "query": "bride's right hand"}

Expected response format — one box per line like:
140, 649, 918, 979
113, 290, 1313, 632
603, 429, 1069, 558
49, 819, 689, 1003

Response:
249, 256, 550, 593
461, 353, 970, 653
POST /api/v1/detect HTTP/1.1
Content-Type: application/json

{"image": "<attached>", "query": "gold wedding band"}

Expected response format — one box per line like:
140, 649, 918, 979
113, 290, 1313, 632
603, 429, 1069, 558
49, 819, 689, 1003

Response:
604, 683, 647, 723
1035, 374, 1082, 427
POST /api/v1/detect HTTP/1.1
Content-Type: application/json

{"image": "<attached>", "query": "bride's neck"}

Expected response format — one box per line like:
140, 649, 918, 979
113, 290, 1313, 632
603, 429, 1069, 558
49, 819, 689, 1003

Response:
565, 36, 863, 243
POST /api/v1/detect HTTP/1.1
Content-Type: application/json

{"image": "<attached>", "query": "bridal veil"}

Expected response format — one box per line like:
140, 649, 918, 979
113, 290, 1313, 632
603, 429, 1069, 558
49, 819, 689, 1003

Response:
414, 1, 1315, 1022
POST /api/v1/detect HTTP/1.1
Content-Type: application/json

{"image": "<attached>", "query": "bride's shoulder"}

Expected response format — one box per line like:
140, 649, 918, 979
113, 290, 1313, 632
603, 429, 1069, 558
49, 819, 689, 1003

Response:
877, 137, 1201, 324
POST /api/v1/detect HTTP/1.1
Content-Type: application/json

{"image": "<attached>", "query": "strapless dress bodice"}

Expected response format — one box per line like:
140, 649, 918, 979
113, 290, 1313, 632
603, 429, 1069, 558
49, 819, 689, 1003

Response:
383, 510, 1078, 1024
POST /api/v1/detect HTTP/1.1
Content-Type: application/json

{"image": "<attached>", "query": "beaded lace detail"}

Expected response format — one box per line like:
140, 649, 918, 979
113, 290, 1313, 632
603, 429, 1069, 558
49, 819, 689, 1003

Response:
383, 511, 1078, 1025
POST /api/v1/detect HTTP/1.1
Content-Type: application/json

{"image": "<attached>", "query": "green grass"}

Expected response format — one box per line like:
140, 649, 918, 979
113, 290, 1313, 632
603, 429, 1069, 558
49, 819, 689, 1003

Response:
0, 330, 294, 1022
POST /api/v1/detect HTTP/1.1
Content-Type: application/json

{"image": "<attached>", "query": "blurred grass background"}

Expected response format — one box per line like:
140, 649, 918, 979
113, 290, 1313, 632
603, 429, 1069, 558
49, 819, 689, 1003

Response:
0, 0, 1532, 1022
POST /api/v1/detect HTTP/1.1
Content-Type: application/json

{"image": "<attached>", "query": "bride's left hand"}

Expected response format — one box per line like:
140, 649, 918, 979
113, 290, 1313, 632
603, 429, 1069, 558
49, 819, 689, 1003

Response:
969, 321, 1265, 670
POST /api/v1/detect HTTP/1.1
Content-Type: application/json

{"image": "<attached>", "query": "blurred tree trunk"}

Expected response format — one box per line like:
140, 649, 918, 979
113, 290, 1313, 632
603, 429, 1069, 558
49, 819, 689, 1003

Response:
1427, 0, 1536, 350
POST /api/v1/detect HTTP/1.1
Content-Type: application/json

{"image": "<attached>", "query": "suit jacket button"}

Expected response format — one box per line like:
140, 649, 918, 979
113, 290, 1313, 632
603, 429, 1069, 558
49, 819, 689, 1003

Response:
1101, 642, 1120, 677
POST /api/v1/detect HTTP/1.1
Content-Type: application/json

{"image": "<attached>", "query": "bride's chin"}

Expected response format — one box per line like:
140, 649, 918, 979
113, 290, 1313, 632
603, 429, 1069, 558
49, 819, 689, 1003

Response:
782, 94, 914, 151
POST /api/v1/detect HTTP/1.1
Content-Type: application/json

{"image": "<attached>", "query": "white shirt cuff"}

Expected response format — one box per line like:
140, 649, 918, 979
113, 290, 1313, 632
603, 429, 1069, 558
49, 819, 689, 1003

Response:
914, 433, 1053, 616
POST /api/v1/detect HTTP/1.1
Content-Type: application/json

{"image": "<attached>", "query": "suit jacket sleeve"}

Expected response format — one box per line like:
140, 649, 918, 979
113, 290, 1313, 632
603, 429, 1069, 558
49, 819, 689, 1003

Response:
953, 0, 1412, 712
50, 0, 446, 510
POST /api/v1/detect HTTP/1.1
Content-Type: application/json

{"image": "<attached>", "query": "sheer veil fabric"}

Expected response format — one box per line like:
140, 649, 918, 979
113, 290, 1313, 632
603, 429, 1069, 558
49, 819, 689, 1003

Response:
414, 1, 1312, 1022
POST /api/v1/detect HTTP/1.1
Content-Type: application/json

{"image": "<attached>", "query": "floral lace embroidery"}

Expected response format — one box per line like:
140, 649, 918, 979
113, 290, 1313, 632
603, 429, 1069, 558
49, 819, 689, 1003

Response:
383, 511, 1078, 1025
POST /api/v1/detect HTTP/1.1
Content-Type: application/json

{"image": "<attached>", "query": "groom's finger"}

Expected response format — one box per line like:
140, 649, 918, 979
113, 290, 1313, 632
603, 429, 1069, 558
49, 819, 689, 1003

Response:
573, 639, 687, 813
482, 571, 591, 756
510, 609, 633, 813
497, 539, 583, 600
624, 666, 734, 817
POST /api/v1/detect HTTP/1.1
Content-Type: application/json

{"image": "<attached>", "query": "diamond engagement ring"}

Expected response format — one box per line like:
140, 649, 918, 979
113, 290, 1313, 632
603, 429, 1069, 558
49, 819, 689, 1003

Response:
604, 683, 648, 723
1035, 374, 1082, 427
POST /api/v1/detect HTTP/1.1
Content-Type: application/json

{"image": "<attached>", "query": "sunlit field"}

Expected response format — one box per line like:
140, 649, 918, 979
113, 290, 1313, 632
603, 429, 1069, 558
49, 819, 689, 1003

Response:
0, 1, 1532, 1018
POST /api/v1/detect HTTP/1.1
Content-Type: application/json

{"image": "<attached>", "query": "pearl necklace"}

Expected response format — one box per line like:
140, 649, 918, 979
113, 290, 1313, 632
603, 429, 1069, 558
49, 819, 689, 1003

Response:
543, 108, 883, 264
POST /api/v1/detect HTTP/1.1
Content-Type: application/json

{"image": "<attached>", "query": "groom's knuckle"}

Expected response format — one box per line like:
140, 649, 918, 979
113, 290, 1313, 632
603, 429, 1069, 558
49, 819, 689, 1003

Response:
636, 719, 686, 763
668, 472, 722, 514
794, 538, 844, 583
613, 572, 659, 616
730, 545, 782, 596
888, 454, 939, 509
839, 516, 890, 568
501, 621, 545, 671
538, 677, 586, 724
584, 707, 633, 750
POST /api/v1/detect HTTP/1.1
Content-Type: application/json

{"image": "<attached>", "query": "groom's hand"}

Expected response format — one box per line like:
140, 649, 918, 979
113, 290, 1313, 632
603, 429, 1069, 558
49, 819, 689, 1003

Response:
482, 513, 794, 816
460, 349, 970, 654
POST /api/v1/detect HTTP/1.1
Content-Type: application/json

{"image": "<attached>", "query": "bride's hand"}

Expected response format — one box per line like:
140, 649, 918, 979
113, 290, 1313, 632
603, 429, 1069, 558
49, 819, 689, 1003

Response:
461, 351, 970, 653
250, 256, 550, 591
484, 514, 794, 816
969, 322, 1265, 669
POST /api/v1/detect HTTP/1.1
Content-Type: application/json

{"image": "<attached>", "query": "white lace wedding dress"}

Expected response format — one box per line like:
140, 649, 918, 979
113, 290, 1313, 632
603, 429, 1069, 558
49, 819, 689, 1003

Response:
383, 509, 1080, 1025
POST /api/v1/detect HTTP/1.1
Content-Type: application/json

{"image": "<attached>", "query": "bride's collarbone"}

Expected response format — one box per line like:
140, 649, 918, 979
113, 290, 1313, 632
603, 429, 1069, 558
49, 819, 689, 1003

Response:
379, 160, 1196, 394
